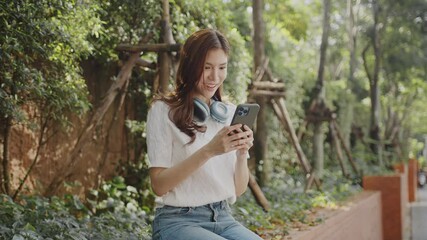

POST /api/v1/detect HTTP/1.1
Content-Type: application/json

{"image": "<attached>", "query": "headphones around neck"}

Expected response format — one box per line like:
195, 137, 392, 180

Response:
193, 98, 229, 123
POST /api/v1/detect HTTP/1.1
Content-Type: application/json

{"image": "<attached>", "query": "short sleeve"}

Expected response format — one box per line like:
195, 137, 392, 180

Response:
146, 101, 173, 168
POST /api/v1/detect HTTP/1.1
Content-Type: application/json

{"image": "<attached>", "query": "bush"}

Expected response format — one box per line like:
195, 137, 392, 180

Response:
0, 190, 151, 239
231, 169, 362, 234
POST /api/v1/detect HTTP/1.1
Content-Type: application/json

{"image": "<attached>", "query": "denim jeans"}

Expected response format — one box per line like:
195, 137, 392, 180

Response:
152, 200, 262, 240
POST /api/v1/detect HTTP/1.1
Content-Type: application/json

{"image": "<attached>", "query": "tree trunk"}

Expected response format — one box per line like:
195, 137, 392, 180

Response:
317, 0, 330, 92
313, 122, 325, 178
312, 0, 331, 179
158, 0, 175, 94
348, 0, 361, 94
343, 0, 358, 149
1, 117, 11, 195
369, 0, 383, 166
252, 0, 269, 186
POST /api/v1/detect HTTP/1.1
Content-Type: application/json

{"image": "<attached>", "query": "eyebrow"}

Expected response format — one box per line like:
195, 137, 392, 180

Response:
205, 62, 228, 66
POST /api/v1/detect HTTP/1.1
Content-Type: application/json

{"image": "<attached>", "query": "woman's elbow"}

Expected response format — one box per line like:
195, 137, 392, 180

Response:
236, 185, 248, 197
151, 181, 168, 196
149, 168, 169, 196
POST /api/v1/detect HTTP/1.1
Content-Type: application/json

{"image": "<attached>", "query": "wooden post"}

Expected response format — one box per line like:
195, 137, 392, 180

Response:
270, 98, 321, 190
44, 53, 140, 196
158, 0, 175, 93
330, 122, 349, 178
332, 120, 359, 176
248, 173, 270, 211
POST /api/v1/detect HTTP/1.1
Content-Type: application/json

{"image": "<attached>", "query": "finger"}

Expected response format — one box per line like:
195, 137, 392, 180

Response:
229, 132, 248, 141
242, 124, 251, 131
231, 137, 252, 147
227, 125, 243, 136
227, 124, 243, 133
243, 126, 253, 135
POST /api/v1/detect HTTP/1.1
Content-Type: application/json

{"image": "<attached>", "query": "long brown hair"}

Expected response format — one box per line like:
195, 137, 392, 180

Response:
157, 29, 230, 143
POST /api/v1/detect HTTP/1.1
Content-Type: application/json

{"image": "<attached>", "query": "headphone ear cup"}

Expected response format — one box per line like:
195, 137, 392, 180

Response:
193, 98, 210, 122
210, 101, 229, 123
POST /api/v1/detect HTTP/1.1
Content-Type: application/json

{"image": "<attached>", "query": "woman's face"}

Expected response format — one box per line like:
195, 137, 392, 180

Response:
193, 48, 228, 104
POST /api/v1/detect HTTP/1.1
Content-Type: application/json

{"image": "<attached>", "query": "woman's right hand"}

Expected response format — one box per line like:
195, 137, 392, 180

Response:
204, 124, 253, 157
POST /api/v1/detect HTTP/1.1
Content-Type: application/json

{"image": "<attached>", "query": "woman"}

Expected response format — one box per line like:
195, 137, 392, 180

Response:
147, 29, 262, 240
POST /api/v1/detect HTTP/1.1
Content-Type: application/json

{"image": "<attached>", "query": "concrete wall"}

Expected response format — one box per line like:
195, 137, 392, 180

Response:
287, 191, 383, 240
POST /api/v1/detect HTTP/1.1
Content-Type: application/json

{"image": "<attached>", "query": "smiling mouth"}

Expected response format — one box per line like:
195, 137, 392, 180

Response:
206, 84, 217, 90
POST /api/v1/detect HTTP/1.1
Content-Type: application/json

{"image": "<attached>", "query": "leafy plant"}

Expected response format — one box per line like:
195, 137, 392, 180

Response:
0, 0, 100, 194
0, 194, 151, 240
231, 169, 361, 235
87, 176, 154, 222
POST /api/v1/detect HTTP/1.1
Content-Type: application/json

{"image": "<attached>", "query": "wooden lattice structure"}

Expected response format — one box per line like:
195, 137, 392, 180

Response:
297, 99, 360, 179
249, 58, 360, 190
249, 58, 322, 191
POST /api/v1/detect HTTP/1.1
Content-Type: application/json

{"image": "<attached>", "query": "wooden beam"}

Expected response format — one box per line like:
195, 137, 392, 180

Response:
248, 173, 270, 211
116, 43, 181, 53
44, 52, 140, 196
253, 57, 269, 83
329, 121, 349, 178
249, 89, 286, 98
252, 81, 286, 90
304, 172, 316, 192
136, 58, 156, 69
265, 67, 281, 83
270, 98, 321, 189
332, 120, 360, 176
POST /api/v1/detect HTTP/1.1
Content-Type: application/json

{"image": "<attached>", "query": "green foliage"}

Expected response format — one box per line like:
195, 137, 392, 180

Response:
232, 169, 361, 231
87, 176, 153, 221
224, 29, 252, 103
0, 193, 150, 240
2, 0, 426, 237
265, 0, 309, 41
94, 0, 161, 60
0, 0, 100, 125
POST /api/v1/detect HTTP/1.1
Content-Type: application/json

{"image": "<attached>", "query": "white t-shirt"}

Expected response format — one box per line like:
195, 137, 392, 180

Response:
146, 100, 238, 207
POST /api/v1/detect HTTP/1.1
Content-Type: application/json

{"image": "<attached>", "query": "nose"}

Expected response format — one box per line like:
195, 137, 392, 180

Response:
209, 68, 219, 82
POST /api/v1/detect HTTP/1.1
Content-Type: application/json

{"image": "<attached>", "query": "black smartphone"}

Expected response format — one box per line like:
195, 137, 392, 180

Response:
230, 103, 260, 129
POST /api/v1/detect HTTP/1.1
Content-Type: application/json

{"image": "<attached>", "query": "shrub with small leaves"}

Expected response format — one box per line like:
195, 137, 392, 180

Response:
0, 194, 151, 240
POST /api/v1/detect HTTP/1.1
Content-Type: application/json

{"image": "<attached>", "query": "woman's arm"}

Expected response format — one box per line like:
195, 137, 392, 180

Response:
234, 155, 250, 196
150, 124, 250, 196
233, 125, 254, 196
149, 148, 212, 196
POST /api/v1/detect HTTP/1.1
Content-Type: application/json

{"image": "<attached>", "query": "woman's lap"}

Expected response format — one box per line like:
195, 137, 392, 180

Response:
152, 201, 262, 240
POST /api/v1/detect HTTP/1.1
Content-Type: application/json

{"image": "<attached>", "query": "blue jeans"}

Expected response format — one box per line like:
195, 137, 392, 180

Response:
152, 200, 262, 240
